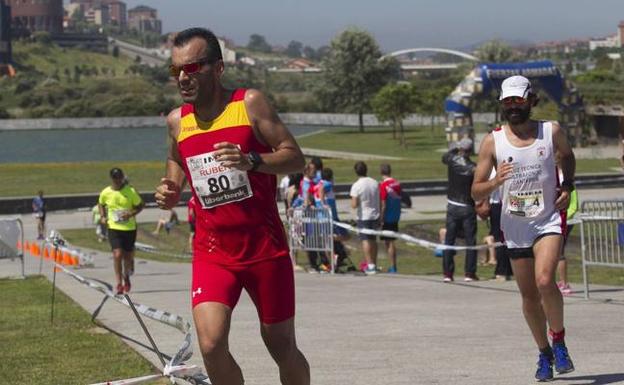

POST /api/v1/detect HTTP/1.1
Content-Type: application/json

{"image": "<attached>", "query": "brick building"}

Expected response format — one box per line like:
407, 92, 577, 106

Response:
128, 5, 161, 34
6, 0, 63, 34
103, 0, 126, 28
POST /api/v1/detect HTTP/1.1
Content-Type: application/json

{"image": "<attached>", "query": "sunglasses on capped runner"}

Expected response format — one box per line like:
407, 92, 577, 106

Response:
169, 58, 214, 77
501, 96, 529, 106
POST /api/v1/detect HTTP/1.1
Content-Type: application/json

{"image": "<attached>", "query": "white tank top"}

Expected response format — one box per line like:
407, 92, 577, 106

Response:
493, 122, 561, 236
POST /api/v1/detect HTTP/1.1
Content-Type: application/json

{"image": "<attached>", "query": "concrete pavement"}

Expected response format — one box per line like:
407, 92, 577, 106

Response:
2, 189, 624, 385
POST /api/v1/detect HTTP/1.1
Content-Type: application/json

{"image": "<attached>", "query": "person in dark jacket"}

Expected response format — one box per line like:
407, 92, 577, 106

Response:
441, 138, 478, 282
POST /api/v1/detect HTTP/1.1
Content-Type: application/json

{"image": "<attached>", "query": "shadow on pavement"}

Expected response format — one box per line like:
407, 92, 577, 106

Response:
555, 372, 624, 384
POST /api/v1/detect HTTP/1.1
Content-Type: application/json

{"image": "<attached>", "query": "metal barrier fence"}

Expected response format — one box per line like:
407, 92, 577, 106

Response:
288, 206, 335, 272
580, 200, 624, 299
0, 218, 24, 278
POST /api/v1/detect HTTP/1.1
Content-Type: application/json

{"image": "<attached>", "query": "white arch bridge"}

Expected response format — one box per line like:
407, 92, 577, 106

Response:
382, 48, 479, 71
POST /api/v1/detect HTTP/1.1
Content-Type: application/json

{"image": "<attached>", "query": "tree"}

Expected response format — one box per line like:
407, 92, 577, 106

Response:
247, 34, 272, 53
302, 46, 316, 59
315, 45, 331, 61
285, 40, 303, 58
372, 83, 416, 146
317, 28, 400, 132
415, 83, 451, 133
476, 40, 514, 63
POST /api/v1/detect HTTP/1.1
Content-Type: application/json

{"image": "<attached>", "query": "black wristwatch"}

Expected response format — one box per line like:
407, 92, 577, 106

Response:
247, 151, 263, 171
561, 179, 575, 192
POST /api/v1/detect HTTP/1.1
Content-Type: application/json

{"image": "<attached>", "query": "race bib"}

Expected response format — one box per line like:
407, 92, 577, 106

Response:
507, 189, 544, 218
112, 209, 130, 223
186, 151, 253, 209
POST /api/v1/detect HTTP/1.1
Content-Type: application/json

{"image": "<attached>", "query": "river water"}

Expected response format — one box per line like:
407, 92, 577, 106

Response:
0, 125, 324, 163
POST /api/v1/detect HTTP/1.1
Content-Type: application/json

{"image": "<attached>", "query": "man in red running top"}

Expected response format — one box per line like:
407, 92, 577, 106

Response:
154, 28, 309, 385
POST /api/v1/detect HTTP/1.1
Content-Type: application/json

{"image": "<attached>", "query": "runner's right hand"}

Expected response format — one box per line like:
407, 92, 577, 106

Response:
494, 161, 514, 186
155, 178, 181, 210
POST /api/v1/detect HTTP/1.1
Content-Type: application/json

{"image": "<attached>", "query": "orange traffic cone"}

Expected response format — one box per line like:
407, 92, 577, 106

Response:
62, 251, 71, 265
43, 247, 50, 259
24, 241, 30, 253
16, 240, 22, 251
70, 253, 79, 266
34, 243, 41, 257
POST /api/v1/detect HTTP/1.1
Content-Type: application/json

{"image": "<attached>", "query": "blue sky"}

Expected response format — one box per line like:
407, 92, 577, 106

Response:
118, 0, 622, 52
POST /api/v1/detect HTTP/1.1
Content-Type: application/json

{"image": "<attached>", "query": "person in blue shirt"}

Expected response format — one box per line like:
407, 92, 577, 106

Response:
32, 190, 46, 240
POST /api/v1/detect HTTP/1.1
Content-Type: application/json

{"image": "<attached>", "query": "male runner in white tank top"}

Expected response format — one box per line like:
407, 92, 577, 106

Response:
472, 76, 576, 382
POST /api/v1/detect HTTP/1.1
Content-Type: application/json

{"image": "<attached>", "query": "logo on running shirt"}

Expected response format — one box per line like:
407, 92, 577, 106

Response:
537, 146, 546, 159
192, 287, 202, 298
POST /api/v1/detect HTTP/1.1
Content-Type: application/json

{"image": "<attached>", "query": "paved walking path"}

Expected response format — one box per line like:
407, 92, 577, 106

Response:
2, 190, 624, 385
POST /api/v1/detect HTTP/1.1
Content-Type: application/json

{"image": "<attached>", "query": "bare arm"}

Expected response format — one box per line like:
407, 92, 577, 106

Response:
131, 201, 144, 217
98, 203, 106, 224
214, 89, 305, 174
380, 198, 387, 225
471, 133, 512, 201
351, 196, 358, 210
552, 121, 575, 184
552, 121, 576, 210
155, 108, 187, 209
318, 184, 327, 206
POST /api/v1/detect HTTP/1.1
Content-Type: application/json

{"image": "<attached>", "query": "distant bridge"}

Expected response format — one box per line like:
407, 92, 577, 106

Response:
383, 48, 479, 71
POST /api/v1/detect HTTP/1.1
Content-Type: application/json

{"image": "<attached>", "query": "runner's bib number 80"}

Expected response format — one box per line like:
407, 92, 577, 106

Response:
186, 151, 253, 209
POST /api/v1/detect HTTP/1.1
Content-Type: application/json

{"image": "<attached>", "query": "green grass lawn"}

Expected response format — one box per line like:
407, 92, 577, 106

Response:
12, 41, 136, 81
297, 126, 449, 159
63, 219, 624, 287
0, 276, 168, 385
0, 161, 164, 197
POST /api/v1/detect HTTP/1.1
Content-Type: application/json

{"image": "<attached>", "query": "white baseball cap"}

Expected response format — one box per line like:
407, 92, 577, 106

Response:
499, 75, 532, 100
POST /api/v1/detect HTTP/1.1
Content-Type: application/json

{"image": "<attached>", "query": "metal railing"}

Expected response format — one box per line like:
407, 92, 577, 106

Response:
0, 217, 24, 278
287, 206, 335, 272
580, 200, 624, 299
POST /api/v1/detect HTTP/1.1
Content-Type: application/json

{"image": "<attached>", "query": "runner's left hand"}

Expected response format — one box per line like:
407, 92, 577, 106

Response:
119, 211, 132, 220
213, 142, 253, 171
554, 189, 570, 211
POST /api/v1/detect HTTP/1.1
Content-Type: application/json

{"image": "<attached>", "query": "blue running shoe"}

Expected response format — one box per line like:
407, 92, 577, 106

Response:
387, 266, 397, 274
553, 343, 575, 374
535, 353, 553, 382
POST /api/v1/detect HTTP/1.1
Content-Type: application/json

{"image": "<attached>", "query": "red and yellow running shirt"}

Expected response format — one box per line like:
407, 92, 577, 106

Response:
177, 89, 289, 266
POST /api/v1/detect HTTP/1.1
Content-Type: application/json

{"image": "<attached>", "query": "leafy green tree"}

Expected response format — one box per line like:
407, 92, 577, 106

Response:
31, 31, 52, 45
372, 83, 416, 146
247, 34, 272, 53
0, 107, 10, 119
285, 40, 303, 58
476, 40, 514, 63
317, 28, 400, 132
316, 46, 331, 61
302, 46, 316, 60
417, 85, 450, 133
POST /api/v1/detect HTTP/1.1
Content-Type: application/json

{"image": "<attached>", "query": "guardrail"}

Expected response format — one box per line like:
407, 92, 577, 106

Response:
1, 173, 622, 215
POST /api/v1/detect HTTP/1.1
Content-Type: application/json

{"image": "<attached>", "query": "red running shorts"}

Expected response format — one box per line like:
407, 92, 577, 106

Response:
191, 256, 295, 324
